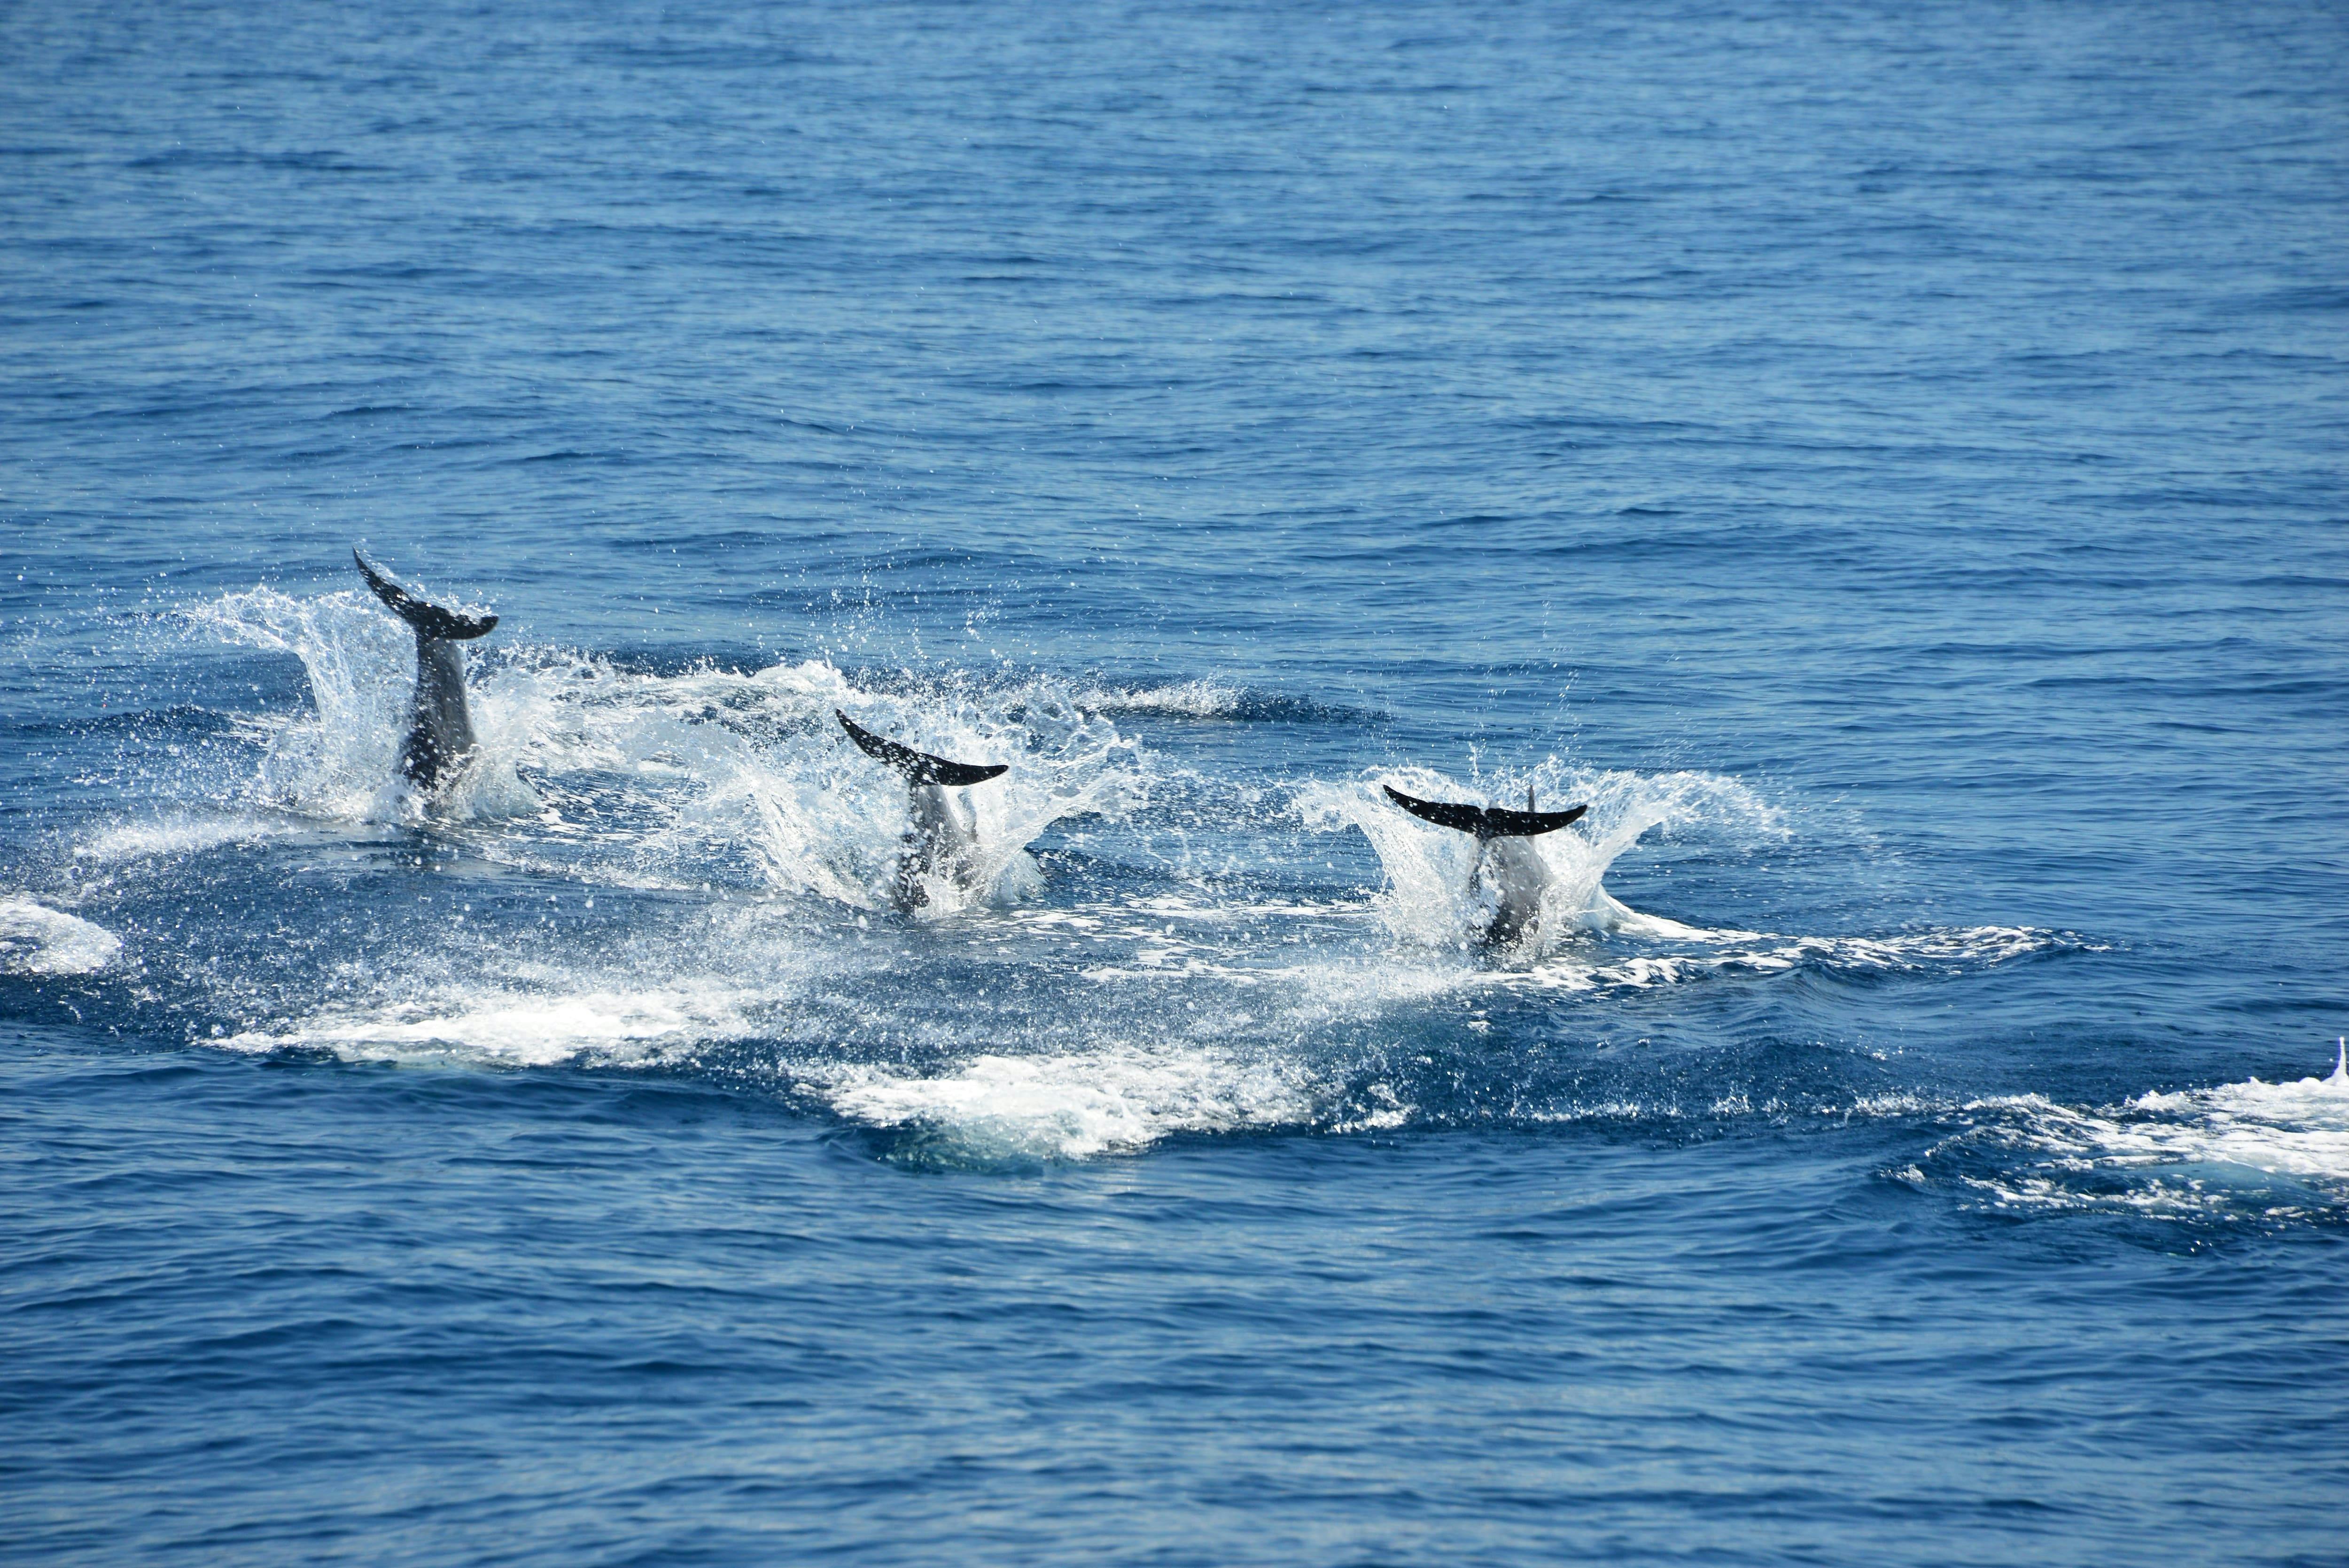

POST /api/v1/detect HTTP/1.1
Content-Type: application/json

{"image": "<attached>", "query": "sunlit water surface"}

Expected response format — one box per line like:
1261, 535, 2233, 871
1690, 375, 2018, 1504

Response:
4, 1, 2347, 1563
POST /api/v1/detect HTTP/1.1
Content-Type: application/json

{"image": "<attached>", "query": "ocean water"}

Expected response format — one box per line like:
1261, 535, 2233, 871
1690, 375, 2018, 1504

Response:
4, 0, 2347, 1561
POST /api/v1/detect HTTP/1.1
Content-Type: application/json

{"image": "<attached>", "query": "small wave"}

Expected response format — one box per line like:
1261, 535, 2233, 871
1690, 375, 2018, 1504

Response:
812, 1044, 1317, 1163
0, 897, 122, 976
1906, 1043, 2349, 1220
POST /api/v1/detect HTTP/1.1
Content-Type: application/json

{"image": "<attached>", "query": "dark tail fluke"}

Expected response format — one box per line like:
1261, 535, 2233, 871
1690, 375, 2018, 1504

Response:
354, 550, 498, 641
1383, 784, 1586, 840
838, 710, 1008, 787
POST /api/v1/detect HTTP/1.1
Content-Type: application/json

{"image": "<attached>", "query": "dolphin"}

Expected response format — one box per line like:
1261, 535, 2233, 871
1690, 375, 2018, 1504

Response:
837, 709, 1008, 911
1382, 783, 1587, 948
354, 549, 498, 791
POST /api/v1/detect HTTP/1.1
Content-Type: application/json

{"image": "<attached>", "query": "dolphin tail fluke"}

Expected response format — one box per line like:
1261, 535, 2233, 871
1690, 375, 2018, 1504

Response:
841, 709, 1005, 784
1383, 784, 1586, 839
837, 710, 1008, 787
354, 549, 498, 641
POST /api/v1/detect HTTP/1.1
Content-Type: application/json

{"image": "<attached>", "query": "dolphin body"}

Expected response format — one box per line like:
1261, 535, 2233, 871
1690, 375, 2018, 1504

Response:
354, 550, 498, 791
1382, 784, 1588, 948
837, 710, 1008, 911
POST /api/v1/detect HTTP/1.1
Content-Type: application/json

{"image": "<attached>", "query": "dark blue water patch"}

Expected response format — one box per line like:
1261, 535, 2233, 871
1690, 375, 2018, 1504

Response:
2254, 284, 2349, 313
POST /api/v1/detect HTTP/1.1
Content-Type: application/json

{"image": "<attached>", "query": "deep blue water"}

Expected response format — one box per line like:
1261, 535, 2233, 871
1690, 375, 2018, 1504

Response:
5, 1, 2348, 1562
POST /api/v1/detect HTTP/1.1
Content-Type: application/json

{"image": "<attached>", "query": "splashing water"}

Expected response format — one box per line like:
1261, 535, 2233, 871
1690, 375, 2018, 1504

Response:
191, 588, 1143, 912
128, 588, 2099, 1169
1298, 765, 1782, 956
190, 587, 539, 823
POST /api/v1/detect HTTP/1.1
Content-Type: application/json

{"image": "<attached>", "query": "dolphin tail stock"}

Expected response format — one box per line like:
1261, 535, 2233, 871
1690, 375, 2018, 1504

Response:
1382, 783, 1586, 840
836, 710, 1008, 787
353, 549, 498, 641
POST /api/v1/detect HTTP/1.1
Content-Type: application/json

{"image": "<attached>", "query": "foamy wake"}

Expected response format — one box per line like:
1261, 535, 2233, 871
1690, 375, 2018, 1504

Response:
1008, 893, 2060, 1001
214, 977, 1335, 1160
0, 897, 122, 976
186, 902, 2142, 1171
226, 984, 1336, 1160
1911, 1042, 2349, 1217
219, 985, 759, 1068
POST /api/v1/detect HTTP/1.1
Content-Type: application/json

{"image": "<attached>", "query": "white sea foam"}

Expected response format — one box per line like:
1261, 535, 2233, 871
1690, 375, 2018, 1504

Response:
989, 891, 2059, 1015
210, 916, 1341, 1159
220, 984, 760, 1067
814, 1044, 1316, 1160
181, 877, 2074, 1167
1517, 924, 2076, 992
0, 897, 122, 976
2108, 1042, 2349, 1184
75, 813, 290, 863
1922, 1043, 2349, 1216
